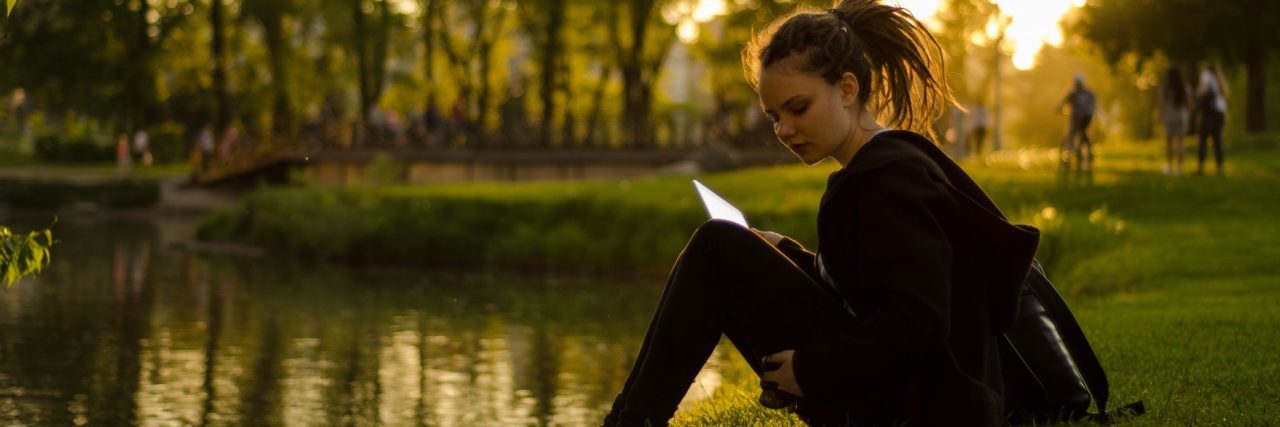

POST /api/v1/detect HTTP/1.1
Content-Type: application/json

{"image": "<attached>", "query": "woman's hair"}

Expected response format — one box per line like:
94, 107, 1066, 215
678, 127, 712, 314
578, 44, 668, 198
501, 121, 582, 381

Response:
742, 0, 954, 140
1208, 63, 1229, 99
1164, 66, 1188, 107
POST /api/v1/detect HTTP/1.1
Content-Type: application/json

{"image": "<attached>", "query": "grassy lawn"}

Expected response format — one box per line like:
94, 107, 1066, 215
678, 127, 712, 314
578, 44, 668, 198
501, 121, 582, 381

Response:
198, 135, 1280, 425
673, 138, 1280, 426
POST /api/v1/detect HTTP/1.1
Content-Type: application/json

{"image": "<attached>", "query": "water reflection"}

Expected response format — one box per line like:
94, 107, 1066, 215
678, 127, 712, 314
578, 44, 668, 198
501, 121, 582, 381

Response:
0, 217, 729, 426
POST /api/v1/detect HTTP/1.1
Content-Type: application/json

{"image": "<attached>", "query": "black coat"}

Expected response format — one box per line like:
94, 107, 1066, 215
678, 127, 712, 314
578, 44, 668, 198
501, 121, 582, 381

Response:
779, 130, 1039, 426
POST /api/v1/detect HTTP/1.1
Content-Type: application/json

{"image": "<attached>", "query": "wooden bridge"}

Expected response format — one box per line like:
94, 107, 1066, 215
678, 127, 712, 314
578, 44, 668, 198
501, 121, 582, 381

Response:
192, 141, 795, 186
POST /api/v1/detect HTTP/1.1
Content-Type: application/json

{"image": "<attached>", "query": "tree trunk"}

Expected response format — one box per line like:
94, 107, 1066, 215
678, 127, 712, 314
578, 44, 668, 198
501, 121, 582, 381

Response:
1245, 40, 1268, 132
125, 0, 154, 134
620, 1, 650, 148
353, 0, 369, 148
538, 0, 565, 148
259, 12, 293, 138
583, 62, 612, 148
421, 0, 438, 123
211, 0, 229, 147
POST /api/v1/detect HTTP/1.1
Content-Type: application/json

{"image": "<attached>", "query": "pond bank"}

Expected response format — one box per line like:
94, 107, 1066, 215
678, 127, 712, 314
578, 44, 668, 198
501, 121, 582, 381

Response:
0, 169, 238, 216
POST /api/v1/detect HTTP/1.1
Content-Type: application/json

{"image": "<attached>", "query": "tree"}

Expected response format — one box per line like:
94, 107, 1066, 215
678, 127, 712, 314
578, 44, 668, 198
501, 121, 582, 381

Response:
0, 0, 195, 135
610, 0, 677, 149
211, 0, 230, 148
242, 0, 301, 138
433, 0, 511, 148
1074, 0, 1280, 132
518, 0, 567, 148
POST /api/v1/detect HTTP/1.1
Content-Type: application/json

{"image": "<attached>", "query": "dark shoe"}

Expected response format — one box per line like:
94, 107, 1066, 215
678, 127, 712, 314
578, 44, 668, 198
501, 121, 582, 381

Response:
758, 387, 801, 409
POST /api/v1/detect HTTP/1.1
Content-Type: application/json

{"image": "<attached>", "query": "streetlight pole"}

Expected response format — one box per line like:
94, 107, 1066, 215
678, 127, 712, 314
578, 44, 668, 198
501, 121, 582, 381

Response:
991, 8, 1006, 152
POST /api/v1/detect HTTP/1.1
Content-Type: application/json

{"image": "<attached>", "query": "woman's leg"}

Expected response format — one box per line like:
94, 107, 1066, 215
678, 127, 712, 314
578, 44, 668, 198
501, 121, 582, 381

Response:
1197, 114, 1210, 175
1212, 112, 1225, 175
1174, 128, 1185, 176
608, 220, 854, 425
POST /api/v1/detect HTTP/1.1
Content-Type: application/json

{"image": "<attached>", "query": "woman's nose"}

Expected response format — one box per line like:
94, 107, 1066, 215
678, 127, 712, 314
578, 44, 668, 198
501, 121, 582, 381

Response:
775, 120, 796, 139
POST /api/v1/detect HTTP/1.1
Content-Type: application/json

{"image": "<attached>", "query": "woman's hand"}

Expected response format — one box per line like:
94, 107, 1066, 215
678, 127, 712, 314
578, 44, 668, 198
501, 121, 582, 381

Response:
752, 229, 785, 246
761, 349, 804, 398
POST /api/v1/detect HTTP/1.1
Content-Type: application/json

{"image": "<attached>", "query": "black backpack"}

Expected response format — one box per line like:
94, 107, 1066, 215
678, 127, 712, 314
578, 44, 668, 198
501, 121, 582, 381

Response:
891, 131, 1144, 424
1000, 260, 1146, 424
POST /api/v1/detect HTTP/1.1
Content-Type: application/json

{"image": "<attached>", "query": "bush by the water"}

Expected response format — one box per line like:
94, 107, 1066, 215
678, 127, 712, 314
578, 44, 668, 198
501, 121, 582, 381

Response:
0, 178, 161, 209
34, 134, 114, 163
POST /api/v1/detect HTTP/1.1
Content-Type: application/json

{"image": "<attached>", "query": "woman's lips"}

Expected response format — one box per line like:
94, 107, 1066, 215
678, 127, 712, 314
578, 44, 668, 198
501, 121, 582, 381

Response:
789, 142, 808, 151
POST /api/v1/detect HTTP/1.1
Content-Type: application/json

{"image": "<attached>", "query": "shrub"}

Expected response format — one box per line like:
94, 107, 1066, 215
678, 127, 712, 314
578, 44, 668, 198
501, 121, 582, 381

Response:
33, 133, 114, 163
0, 179, 161, 209
146, 122, 188, 164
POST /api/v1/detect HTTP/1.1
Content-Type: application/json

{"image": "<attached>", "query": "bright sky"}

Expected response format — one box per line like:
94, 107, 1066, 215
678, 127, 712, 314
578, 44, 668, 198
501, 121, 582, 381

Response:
884, 0, 1089, 70
676, 0, 1086, 70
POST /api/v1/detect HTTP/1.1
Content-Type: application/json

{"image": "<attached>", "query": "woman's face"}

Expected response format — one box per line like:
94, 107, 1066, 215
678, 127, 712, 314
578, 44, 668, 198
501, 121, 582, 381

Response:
757, 57, 857, 165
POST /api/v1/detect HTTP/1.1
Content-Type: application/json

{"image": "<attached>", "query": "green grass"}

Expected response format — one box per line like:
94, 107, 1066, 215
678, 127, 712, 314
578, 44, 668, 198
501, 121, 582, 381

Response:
672, 138, 1280, 426
199, 135, 1280, 425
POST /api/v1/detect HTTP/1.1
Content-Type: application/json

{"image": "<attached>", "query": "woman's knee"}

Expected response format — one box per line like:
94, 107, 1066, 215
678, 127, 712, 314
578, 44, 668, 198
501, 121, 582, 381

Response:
690, 219, 756, 247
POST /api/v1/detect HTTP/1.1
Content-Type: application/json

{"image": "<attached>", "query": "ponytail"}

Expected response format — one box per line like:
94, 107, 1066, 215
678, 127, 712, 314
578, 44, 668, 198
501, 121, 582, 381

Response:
744, 0, 954, 141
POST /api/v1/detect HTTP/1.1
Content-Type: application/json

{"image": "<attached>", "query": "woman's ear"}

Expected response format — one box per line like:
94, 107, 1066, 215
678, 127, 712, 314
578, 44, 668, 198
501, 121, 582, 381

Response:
839, 72, 860, 108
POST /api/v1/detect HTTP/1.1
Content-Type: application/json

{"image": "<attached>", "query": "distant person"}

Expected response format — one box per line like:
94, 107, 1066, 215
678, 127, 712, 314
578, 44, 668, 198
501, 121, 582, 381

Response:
425, 104, 444, 148
966, 103, 990, 158
603, 2, 1039, 426
1060, 73, 1096, 171
132, 129, 152, 166
116, 134, 132, 174
449, 98, 467, 146
197, 125, 215, 171
1195, 63, 1228, 176
1159, 67, 1191, 176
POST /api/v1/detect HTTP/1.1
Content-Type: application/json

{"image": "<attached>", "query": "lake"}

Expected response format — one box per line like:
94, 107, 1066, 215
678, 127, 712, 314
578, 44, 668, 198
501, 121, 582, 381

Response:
0, 216, 728, 426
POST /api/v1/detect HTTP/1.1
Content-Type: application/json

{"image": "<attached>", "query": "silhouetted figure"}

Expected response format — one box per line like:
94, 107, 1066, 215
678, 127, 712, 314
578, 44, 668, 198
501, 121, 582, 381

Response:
1159, 67, 1190, 176
1060, 73, 1096, 171
1195, 63, 1228, 176
197, 125, 215, 171
967, 104, 989, 159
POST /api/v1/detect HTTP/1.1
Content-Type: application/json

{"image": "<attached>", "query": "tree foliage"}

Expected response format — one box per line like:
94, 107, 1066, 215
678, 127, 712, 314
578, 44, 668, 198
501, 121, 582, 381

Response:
1, 225, 52, 287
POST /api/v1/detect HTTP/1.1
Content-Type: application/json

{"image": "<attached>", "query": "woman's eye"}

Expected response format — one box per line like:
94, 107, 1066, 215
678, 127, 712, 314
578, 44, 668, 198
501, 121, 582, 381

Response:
790, 106, 808, 115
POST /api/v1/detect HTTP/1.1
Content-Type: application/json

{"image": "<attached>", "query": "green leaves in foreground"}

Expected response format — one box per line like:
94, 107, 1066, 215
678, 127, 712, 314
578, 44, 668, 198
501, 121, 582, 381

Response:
1, 225, 53, 287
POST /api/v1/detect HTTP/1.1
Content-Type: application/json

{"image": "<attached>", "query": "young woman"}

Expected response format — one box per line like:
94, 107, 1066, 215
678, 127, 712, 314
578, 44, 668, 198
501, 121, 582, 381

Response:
1159, 67, 1191, 176
603, 1, 1039, 426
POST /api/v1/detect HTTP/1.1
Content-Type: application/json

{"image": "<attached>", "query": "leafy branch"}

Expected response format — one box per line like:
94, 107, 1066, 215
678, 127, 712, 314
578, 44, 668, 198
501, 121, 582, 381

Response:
1, 224, 54, 287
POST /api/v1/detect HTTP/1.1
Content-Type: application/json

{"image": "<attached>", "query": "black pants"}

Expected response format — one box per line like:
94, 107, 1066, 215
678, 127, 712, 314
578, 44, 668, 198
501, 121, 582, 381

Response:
608, 220, 857, 425
1198, 109, 1225, 174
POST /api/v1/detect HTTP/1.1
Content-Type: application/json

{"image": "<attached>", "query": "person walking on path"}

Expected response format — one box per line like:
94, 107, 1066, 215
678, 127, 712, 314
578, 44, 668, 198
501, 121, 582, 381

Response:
602, 1, 1039, 426
1060, 73, 1096, 171
1195, 63, 1228, 176
966, 103, 990, 159
115, 134, 133, 175
1159, 67, 1191, 176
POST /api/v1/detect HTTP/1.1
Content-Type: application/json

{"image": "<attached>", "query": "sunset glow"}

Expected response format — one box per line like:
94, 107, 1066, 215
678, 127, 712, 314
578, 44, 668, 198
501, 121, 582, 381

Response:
893, 0, 1087, 70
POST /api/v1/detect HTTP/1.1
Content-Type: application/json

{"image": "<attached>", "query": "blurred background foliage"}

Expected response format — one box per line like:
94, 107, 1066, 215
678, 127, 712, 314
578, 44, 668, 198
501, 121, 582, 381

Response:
1, 0, 1278, 163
